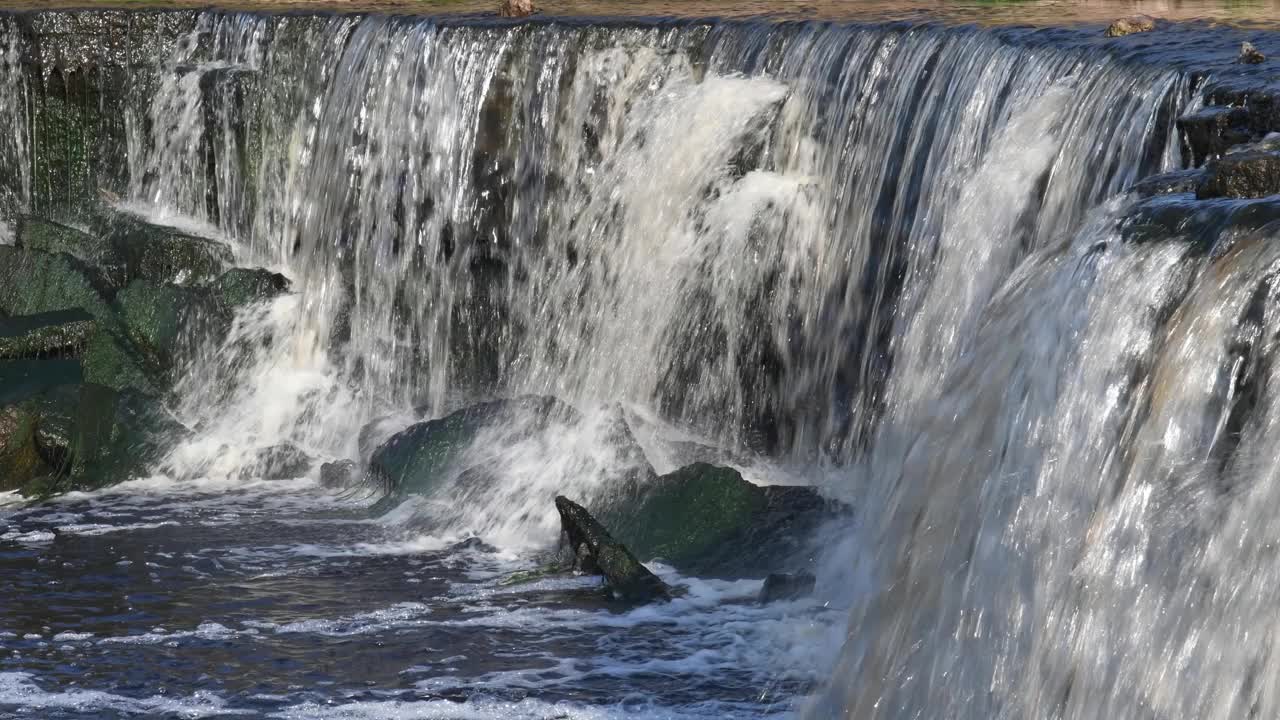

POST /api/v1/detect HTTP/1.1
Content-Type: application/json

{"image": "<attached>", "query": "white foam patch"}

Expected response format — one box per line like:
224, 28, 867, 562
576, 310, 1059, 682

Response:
55, 521, 181, 536
51, 632, 94, 642
99, 622, 247, 646
0, 529, 55, 544
245, 602, 431, 637
271, 698, 630, 720
0, 672, 248, 717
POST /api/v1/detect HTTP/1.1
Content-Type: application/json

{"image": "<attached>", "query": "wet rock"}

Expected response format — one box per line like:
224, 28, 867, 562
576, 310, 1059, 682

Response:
369, 396, 578, 496
1177, 106, 1253, 166
0, 247, 116, 321
1131, 169, 1204, 198
555, 495, 668, 603
244, 442, 312, 481
319, 459, 359, 489
499, 0, 534, 18
1104, 15, 1156, 38
0, 359, 82, 492
211, 268, 291, 309
114, 280, 224, 371
600, 462, 842, 577
1120, 193, 1280, 255
89, 210, 233, 286
17, 213, 233, 289
65, 383, 187, 492
0, 309, 96, 359
1239, 42, 1266, 65
16, 216, 113, 266
758, 572, 816, 604
1197, 150, 1280, 200
0, 362, 179, 495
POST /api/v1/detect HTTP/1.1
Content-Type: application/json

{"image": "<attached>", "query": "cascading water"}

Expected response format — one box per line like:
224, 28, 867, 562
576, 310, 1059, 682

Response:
4, 6, 1280, 719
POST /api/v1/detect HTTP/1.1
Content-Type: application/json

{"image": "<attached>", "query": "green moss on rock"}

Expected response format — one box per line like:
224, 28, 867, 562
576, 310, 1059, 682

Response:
601, 462, 766, 572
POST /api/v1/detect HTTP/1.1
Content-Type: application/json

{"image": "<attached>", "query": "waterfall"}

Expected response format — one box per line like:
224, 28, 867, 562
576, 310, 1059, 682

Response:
11, 8, 1280, 717
110, 14, 1188, 468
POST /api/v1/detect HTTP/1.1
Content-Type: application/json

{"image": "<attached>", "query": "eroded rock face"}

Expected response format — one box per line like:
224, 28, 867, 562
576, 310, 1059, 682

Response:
1104, 15, 1156, 38
1177, 106, 1253, 166
1197, 150, 1280, 199
319, 459, 359, 489
555, 495, 669, 603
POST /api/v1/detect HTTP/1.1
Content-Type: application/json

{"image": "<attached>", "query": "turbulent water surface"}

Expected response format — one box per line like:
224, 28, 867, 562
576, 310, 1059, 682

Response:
2, 7, 1280, 720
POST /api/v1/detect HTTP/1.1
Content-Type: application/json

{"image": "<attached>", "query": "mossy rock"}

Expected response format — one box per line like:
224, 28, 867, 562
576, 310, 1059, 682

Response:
0, 246, 116, 321
369, 396, 578, 497
17, 211, 234, 290
0, 359, 83, 492
114, 280, 227, 369
92, 211, 232, 283
600, 463, 767, 573
63, 383, 186, 492
15, 217, 115, 267
212, 268, 290, 309
80, 329, 162, 396
0, 309, 97, 359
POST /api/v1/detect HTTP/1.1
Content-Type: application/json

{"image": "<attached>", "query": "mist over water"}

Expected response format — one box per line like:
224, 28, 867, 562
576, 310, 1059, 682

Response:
6, 7, 1280, 719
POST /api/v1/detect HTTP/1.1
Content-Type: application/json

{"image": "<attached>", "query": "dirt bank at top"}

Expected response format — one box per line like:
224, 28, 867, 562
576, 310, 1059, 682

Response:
2, 0, 1278, 25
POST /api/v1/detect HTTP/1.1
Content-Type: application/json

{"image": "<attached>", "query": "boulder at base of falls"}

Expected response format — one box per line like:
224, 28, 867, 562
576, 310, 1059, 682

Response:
758, 572, 816, 604
1197, 150, 1280, 199
555, 495, 669, 603
319, 459, 359, 489
0, 361, 183, 495
368, 396, 579, 496
1104, 14, 1156, 37
241, 442, 313, 481
599, 462, 843, 578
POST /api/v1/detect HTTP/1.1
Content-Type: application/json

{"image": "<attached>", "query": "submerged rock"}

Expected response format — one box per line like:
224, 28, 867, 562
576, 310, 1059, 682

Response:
758, 572, 816, 604
243, 442, 312, 481
1239, 41, 1266, 65
369, 395, 578, 495
1104, 15, 1156, 38
0, 309, 96, 359
555, 495, 668, 603
1197, 150, 1280, 199
1177, 106, 1253, 166
0, 359, 82, 492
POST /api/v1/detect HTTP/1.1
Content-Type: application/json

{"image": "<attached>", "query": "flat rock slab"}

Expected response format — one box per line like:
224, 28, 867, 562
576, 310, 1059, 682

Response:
0, 309, 96, 359
1198, 150, 1280, 199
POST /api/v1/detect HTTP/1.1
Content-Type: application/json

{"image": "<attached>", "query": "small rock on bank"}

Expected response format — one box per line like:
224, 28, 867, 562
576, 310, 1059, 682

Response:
1105, 15, 1156, 38
499, 0, 534, 17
